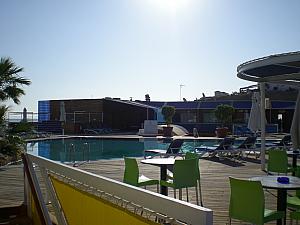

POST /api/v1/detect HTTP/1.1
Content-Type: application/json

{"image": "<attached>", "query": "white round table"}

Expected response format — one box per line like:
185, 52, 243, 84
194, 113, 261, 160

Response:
141, 158, 178, 195
250, 175, 300, 225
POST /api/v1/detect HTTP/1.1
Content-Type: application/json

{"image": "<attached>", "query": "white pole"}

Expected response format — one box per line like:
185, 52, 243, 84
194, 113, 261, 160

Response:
260, 82, 266, 171
180, 84, 185, 101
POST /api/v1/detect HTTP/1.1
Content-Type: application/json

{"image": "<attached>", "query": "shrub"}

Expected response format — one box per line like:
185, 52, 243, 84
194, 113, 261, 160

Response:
161, 105, 176, 126
214, 104, 235, 127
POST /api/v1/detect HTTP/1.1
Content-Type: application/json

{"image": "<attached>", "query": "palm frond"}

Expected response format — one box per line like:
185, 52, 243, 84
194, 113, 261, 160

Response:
12, 77, 31, 85
0, 57, 31, 103
3, 86, 25, 104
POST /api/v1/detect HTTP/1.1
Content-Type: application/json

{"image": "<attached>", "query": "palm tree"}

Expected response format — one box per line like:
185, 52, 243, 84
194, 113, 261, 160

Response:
0, 105, 8, 125
0, 58, 31, 163
0, 105, 8, 136
0, 57, 31, 104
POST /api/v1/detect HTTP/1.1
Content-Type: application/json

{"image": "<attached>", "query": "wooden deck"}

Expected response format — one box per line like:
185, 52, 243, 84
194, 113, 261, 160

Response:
0, 156, 295, 225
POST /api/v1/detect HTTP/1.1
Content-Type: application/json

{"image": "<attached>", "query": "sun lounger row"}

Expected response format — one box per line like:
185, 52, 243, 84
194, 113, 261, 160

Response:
144, 135, 292, 160
144, 139, 184, 158
194, 136, 259, 159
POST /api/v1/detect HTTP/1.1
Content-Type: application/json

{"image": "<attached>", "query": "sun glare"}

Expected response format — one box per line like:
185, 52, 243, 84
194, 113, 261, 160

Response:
149, 0, 190, 14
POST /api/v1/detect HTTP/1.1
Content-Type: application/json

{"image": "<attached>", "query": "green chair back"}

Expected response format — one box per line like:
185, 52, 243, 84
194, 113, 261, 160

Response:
123, 157, 139, 186
185, 152, 200, 179
229, 177, 265, 225
173, 158, 198, 189
291, 211, 300, 221
267, 149, 289, 173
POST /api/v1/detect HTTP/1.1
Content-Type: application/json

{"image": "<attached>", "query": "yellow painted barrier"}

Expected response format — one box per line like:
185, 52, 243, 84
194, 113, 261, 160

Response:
50, 177, 160, 225
30, 193, 43, 225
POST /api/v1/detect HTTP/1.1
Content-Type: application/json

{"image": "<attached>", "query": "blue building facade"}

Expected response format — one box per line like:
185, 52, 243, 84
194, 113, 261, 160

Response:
37, 98, 296, 135
139, 100, 295, 135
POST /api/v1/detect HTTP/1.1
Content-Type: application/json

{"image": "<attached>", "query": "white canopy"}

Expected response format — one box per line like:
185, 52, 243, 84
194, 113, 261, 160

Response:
237, 51, 300, 170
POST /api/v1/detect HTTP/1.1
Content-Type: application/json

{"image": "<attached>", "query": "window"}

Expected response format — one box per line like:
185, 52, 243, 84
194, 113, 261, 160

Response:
38, 101, 50, 122
180, 111, 197, 123
203, 112, 217, 123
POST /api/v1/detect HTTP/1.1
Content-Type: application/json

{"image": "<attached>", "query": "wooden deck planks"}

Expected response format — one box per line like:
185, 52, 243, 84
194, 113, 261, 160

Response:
0, 165, 24, 207
77, 157, 282, 225
0, 156, 296, 224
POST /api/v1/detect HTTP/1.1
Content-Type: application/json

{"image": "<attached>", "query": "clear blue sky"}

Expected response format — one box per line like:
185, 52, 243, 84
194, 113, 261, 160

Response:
1, 0, 300, 112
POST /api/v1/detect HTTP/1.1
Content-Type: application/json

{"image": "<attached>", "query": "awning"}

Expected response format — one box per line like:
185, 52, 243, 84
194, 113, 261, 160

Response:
237, 51, 300, 171
237, 51, 300, 85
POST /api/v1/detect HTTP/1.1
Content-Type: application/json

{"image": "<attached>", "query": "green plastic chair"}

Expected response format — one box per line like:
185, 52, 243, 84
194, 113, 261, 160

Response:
160, 158, 199, 204
267, 149, 294, 174
287, 167, 300, 210
290, 211, 300, 224
123, 157, 159, 192
229, 177, 285, 225
185, 152, 203, 206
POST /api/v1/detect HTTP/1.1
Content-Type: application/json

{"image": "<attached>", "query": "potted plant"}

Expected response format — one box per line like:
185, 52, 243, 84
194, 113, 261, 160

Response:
161, 105, 176, 137
214, 104, 235, 138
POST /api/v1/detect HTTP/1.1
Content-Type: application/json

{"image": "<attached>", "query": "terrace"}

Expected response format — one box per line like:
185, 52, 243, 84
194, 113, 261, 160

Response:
0, 153, 291, 224
2, 52, 300, 224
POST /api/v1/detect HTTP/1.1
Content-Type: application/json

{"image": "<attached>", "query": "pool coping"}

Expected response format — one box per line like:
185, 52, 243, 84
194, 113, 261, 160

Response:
25, 134, 281, 143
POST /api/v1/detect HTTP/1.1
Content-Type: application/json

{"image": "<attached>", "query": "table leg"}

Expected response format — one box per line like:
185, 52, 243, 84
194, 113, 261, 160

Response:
277, 189, 287, 225
293, 154, 297, 176
160, 165, 168, 196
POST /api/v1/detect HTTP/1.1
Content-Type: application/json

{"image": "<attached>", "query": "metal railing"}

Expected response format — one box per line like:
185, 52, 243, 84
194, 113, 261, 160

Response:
7, 111, 40, 123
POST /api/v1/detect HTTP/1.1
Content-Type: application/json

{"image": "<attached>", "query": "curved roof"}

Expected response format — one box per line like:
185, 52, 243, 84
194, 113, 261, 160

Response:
237, 51, 300, 84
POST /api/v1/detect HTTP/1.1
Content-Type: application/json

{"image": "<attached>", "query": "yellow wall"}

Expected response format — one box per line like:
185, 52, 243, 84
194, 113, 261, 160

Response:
50, 177, 159, 225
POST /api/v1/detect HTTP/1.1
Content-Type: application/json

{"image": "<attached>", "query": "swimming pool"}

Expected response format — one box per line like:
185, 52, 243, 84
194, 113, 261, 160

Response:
26, 137, 276, 162
26, 138, 220, 162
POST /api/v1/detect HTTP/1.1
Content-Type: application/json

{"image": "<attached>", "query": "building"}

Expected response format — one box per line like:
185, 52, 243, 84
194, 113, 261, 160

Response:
38, 90, 297, 135
38, 98, 156, 134
139, 98, 296, 135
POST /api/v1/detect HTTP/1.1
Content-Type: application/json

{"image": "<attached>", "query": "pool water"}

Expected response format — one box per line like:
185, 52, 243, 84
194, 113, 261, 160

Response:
26, 138, 220, 162
26, 137, 275, 162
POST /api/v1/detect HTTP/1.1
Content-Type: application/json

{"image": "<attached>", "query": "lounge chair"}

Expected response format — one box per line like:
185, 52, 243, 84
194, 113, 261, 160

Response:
273, 134, 291, 148
195, 137, 235, 158
235, 136, 258, 158
265, 134, 292, 149
233, 124, 255, 137
83, 128, 113, 135
144, 139, 184, 158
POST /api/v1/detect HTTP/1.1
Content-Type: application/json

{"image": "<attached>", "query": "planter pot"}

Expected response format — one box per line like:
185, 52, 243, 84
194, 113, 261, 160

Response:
163, 126, 173, 137
215, 127, 228, 138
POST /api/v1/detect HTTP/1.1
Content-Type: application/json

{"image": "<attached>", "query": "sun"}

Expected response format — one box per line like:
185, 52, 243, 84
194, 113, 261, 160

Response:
149, 0, 190, 14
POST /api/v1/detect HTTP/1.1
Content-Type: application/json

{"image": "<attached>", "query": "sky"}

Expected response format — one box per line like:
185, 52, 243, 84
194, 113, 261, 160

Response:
1, 0, 300, 112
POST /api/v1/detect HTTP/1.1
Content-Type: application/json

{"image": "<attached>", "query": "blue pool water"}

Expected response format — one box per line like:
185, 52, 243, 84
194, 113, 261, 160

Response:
26, 137, 276, 162
26, 138, 220, 162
